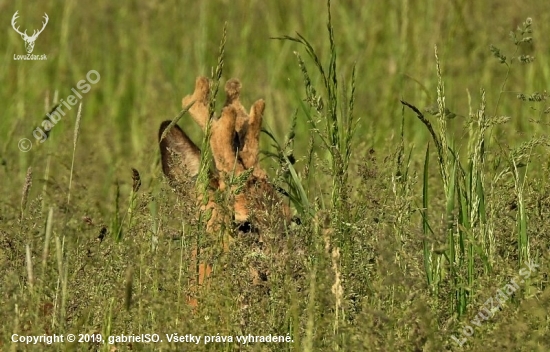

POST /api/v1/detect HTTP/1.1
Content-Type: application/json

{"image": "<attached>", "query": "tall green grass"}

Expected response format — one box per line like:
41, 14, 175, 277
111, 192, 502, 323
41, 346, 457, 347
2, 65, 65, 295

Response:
1, 0, 549, 351
402, 17, 548, 321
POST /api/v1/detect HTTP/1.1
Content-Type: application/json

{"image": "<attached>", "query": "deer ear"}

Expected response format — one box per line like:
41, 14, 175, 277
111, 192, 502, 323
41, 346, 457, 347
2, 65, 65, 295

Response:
159, 120, 201, 184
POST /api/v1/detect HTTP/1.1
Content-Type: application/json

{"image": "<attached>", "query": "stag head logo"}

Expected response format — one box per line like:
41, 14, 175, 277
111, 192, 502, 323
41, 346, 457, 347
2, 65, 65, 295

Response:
11, 11, 49, 54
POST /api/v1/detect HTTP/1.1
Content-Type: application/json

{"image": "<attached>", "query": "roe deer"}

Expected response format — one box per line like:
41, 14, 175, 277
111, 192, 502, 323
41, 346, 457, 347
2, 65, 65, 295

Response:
158, 76, 291, 307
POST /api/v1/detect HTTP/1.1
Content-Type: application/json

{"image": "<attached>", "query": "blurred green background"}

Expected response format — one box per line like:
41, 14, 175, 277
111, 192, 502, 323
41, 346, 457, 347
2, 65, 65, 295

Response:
2, 0, 549, 184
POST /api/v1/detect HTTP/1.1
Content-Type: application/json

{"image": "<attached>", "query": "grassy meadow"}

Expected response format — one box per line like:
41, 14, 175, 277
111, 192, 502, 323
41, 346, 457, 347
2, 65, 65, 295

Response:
1, 0, 550, 350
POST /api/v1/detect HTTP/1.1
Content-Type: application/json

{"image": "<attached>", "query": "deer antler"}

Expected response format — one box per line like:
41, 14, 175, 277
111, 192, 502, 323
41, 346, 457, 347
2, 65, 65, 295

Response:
162, 75, 286, 223
182, 77, 210, 130
30, 13, 49, 40
11, 11, 48, 39
222, 78, 266, 175
181, 77, 265, 178
240, 100, 265, 171
11, 11, 26, 37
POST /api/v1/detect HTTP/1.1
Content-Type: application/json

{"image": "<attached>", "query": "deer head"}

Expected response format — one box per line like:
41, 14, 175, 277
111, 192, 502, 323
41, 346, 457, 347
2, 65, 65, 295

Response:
11, 11, 49, 54
159, 77, 291, 306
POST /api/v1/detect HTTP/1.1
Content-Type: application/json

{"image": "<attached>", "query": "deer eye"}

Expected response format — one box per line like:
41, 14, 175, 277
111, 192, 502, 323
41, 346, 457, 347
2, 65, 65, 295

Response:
236, 221, 254, 234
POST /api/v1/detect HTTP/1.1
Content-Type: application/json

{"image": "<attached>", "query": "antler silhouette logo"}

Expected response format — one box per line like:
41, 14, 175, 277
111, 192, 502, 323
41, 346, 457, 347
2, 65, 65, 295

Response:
11, 11, 49, 54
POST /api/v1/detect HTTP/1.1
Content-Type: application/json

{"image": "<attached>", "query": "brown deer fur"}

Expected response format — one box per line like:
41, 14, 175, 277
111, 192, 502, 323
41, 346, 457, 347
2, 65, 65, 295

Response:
159, 76, 291, 307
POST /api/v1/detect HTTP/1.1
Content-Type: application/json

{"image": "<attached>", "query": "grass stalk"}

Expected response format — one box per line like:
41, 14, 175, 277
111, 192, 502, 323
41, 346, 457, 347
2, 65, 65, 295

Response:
67, 102, 82, 205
